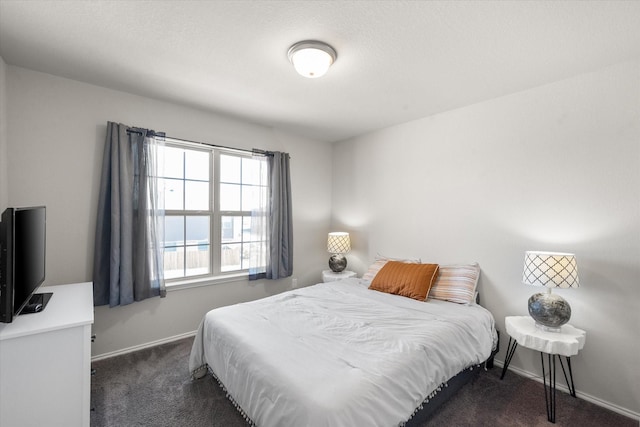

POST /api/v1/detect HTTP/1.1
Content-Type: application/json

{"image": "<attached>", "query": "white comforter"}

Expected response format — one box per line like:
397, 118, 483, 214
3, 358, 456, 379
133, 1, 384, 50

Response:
189, 278, 497, 427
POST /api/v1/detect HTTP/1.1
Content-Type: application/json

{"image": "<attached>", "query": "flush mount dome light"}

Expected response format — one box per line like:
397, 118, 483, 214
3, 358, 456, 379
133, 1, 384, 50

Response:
288, 40, 337, 78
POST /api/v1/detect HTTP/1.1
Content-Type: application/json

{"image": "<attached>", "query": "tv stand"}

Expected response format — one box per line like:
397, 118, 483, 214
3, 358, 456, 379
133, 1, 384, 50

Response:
20, 292, 54, 314
0, 282, 93, 427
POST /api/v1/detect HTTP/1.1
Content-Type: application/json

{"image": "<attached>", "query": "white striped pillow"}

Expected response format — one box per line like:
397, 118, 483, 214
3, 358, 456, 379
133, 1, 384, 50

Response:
428, 263, 480, 305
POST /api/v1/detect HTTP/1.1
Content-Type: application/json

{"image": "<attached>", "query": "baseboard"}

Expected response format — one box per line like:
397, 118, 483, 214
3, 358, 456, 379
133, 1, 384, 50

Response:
494, 359, 640, 422
91, 331, 197, 362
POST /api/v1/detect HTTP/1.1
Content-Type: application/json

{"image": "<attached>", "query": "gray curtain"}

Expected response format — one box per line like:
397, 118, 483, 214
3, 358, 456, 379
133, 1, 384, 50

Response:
93, 122, 165, 307
249, 151, 293, 280
267, 152, 293, 278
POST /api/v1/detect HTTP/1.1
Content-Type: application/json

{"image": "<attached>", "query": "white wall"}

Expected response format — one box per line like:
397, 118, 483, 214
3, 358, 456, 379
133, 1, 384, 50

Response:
0, 55, 7, 211
6, 66, 333, 356
332, 60, 640, 417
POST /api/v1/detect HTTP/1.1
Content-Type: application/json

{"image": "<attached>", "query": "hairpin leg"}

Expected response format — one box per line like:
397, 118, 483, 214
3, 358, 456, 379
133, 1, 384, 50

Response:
500, 337, 518, 380
558, 356, 576, 397
541, 352, 557, 423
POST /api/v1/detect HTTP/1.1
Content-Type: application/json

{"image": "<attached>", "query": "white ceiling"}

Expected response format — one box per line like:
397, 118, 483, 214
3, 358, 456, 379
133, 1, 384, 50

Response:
1, 1, 640, 143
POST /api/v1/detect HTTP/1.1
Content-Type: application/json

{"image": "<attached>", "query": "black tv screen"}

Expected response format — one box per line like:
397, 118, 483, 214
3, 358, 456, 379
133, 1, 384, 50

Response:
0, 206, 46, 323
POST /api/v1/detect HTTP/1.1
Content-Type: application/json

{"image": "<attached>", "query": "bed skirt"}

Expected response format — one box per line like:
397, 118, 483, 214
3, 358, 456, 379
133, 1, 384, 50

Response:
404, 363, 482, 426
405, 331, 500, 426
204, 357, 498, 427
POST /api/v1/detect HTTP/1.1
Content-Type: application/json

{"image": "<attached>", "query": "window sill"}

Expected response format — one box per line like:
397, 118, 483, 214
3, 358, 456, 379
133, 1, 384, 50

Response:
165, 272, 248, 292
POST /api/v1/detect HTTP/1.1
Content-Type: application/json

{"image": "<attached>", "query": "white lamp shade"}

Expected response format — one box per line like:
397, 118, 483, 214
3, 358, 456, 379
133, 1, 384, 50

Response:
522, 251, 580, 289
288, 41, 336, 78
327, 232, 350, 254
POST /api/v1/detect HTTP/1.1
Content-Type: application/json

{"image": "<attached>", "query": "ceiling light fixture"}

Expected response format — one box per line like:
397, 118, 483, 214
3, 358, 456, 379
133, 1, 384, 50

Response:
288, 40, 337, 79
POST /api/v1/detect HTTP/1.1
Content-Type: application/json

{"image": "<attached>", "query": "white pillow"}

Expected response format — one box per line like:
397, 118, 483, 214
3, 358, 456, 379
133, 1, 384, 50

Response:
362, 253, 422, 281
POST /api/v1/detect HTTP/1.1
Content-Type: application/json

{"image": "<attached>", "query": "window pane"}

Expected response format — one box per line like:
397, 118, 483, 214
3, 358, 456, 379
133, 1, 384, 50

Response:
221, 216, 242, 243
185, 150, 209, 181
186, 244, 209, 276
241, 157, 262, 185
164, 246, 184, 279
246, 241, 266, 269
186, 216, 210, 244
221, 243, 241, 272
242, 216, 252, 241
185, 216, 211, 276
162, 178, 184, 210
185, 181, 209, 210
220, 183, 241, 211
249, 213, 266, 241
220, 155, 241, 183
164, 214, 185, 279
163, 146, 184, 179
164, 216, 184, 247
242, 184, 263, 211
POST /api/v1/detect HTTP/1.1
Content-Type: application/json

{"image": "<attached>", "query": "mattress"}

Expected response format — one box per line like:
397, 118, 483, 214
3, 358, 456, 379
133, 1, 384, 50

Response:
189, 278, 497, 427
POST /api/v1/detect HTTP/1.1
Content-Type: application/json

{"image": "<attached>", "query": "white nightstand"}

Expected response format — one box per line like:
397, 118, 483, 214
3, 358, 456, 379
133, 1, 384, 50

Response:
322, 270, 357, 283
501, 316, 586, 423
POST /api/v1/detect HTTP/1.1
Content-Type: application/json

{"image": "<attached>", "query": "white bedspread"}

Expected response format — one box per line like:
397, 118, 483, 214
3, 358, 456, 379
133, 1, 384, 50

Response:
189, 278, 497, 427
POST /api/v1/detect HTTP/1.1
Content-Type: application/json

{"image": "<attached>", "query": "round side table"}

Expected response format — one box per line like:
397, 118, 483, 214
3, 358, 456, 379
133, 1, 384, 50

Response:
322, 270, 357, 283
501, 316, 586, 423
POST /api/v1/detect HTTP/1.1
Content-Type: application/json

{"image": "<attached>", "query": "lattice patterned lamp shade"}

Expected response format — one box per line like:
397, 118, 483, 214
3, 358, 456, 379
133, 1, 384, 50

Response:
523, 251, 580, 331
327, 232, 350, 273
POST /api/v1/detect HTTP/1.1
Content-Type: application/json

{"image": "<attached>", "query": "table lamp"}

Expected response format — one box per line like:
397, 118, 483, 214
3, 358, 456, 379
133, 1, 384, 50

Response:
522, 251, 580, 332
327, 232, 351, 273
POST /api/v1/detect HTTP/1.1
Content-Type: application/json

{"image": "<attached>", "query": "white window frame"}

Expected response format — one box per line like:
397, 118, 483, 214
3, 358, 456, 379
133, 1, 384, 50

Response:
162, 138, 262, 291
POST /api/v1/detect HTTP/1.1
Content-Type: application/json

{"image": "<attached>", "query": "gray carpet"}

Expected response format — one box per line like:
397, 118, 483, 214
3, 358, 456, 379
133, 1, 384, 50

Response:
90, 337, 637, 427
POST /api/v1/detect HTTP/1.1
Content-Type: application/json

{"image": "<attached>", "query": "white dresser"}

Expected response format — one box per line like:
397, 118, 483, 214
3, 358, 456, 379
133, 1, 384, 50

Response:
0, 282, 94, 427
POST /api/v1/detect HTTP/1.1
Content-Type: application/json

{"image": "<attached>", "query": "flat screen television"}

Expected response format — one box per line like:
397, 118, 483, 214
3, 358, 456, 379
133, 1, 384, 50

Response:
0, 206, 47, 323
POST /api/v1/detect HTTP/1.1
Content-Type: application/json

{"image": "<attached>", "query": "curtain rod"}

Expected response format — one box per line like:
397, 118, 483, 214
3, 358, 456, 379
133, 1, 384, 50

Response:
126, 129, 272, 157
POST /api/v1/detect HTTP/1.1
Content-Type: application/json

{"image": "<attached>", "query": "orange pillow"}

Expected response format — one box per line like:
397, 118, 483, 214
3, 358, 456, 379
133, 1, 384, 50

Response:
369, 261, 439, 301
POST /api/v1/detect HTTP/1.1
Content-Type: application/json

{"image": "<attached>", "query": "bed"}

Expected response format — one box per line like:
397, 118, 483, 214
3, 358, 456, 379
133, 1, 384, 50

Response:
189, 260, 498, 427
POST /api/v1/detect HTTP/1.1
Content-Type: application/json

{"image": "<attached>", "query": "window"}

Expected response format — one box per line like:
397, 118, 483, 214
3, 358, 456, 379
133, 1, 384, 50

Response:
158, 139, 267, 285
